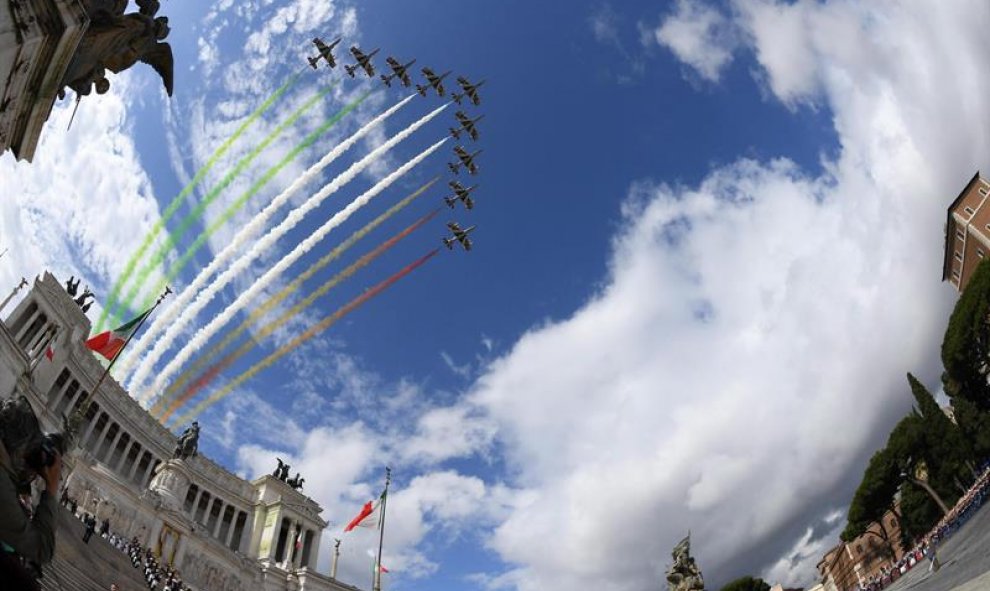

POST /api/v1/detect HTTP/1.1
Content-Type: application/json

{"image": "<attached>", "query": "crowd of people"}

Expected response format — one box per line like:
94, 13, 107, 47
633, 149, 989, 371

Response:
63, 506, 193, 591
854, 465, 990, 591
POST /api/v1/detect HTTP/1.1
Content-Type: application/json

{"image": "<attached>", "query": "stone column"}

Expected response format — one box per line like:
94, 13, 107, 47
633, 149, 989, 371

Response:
281, 520, 297, 568
237, 511, 250, 554
49, 375, 74, 412
212, 501, 225, 538
225, 509, 238, 547
190, 488, 204, 520
80, 410, 104, 448
13, 308, 40, 344
102, 427, 123, 464
140, 458, 157, 488
115, 439, 135, 473
90, 417, 113, 455
127, 444, 144, 480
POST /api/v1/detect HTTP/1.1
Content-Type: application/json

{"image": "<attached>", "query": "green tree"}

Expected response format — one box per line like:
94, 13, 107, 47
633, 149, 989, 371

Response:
941, 259, 990, 407
898, 482, 943, 546
842, 447, 900, 543
953, 397, 990, 460
907, 373, 974, 490
719, 576, 771, 591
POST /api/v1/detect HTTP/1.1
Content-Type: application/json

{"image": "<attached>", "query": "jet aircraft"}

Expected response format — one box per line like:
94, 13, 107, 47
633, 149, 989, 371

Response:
445, 181, 477, 210
380, 56, 415, 87
449, 111, 484, 141
448, 146, 482, 175
308, 37, 341, 69
443, 222, 475, 251
417, 67, 452, 97
345, 46, 380, 78
455, 76, 485, 105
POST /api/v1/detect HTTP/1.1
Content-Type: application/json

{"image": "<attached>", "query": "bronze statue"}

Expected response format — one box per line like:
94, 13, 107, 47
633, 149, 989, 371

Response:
665, 534, 705, 591
273, 458, 291, 481
74, 286, 94, 307
65, 276, 80, 297
287, 473, 304, 490
173, 421, 199, 460
60, 0, 173, 99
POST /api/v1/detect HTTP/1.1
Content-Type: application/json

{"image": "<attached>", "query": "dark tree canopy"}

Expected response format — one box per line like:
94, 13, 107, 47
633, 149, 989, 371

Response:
953, 397, 990, 460
941, 259, 990, 407
842, 447, 900, 542
719, 575, 771, 591
907, 373, 974, 488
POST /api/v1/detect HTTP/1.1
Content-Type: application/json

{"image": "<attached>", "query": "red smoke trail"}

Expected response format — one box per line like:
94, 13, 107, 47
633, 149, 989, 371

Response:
162, 244, 440, 424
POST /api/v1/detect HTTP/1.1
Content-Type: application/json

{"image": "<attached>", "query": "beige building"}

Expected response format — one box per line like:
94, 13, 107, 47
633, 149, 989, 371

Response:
816, 508, 904, 591
1, 272, 359, 591
942, 172, 990, 292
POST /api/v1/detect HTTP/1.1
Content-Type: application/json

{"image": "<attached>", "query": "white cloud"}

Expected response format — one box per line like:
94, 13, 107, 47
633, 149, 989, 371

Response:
654, 0, 738, 82
464, 1, 990, 590
0, 80, 162, 323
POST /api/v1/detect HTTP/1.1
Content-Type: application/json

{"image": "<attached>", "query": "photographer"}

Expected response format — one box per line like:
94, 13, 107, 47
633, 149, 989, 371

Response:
0, 396, 63, 589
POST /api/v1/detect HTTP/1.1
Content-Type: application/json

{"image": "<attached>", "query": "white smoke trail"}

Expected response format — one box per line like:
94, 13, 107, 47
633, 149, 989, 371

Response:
148, 137, 449, 397
130, 102, 450, 400
119, 94, 415, 391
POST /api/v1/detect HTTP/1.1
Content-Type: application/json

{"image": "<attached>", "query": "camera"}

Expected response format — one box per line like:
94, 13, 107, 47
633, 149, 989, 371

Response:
24, 433, 65, 473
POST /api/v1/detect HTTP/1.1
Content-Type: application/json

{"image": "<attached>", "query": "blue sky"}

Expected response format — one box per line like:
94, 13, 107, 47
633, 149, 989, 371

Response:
3, 1, 990, 590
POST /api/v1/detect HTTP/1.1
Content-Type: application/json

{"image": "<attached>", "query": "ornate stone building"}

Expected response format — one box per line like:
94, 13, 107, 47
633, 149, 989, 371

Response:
0, 0, 88, 161
1, 272, 361, 591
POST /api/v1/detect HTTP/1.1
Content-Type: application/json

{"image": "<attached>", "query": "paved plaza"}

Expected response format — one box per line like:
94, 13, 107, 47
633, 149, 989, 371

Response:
884, 499, 990, 591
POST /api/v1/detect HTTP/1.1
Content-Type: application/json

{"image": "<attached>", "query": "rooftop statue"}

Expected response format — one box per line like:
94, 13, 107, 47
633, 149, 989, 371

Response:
665, 534, 705, 591
173, 421, 199, 460
60, 0, 173, 99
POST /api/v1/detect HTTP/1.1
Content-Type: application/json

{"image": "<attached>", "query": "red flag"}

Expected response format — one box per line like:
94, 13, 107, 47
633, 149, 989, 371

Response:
85, 309, 151, 360
45, 345, 54, 361
345, 490, 385, 532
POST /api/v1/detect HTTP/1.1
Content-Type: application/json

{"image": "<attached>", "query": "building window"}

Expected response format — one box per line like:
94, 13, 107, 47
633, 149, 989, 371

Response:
958, 229, 966, 240
890, 518, 897, 528
856, 544, 863, 555
956, 251, 964, 262
980, 249, 985, 259
953, 270, 962, 280
966, 206, 976, 216
981, 186, 989, 197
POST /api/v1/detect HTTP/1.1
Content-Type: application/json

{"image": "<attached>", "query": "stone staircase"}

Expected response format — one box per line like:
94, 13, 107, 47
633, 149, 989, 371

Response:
38, 506, 149, 591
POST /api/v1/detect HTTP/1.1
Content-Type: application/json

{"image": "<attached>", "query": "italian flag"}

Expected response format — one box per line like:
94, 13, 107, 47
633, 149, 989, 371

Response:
85, 309, 151, 361
345, 490, 385, 532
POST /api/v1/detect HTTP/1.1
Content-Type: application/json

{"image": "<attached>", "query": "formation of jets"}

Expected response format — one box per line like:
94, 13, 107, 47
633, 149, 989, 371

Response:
308, 38, 486, 252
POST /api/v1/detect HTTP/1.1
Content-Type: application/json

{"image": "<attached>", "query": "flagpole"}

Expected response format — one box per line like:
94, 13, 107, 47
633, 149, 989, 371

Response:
374, 466, 391, 591
68, 286, 171, 442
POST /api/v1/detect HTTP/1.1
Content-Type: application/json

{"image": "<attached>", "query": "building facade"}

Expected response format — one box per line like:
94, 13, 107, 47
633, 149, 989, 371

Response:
816, 508, 903, 591
942, 172, 990, 292
0, 272, 361, 591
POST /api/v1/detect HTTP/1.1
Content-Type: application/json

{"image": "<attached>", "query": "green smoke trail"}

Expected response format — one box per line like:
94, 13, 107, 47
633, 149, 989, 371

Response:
96, 73, 301, 333
152, 178, 437, 414
131, 90, 375, 318
115, 85, 335, 327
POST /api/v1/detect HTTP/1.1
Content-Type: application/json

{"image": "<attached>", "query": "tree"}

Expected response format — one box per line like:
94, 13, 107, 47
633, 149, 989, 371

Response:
842, 447, 900, 543
941, 259, 990, 407
719, 576, 770, 591
953, 397, 990, 461
898, 482, 943, 546
907, 373, 974, 487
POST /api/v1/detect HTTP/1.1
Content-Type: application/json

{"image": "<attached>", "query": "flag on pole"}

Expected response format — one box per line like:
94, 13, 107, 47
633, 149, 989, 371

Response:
345, 490, 386, 532
85, 309, 153, 360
